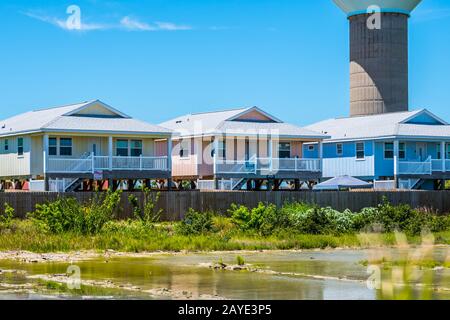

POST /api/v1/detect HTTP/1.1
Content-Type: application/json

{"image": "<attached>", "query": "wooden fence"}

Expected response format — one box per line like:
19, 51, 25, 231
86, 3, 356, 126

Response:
1, 191, 450, 220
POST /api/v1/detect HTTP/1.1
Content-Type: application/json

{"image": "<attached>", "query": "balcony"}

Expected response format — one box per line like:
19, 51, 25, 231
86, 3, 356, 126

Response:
214, 157, 321, 176
46, 154, 169, 174
398, 157, 450, 175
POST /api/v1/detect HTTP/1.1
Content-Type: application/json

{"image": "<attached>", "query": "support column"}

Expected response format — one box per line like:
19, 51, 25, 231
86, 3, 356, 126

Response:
393, 140, 400, 188
213, 136, 220, 177
43, 134, 49, 191
167, 138, 173, 172
318, 141, 323, 172
268, 136, 273, 172
441, 141, 446, 172
294, 179, 301, 191
108, 136, 113, 172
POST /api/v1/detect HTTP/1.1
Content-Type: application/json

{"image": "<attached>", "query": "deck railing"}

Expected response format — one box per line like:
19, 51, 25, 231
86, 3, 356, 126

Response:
47, 155, 169, 173
398, 157, 432, 175
398, 157, 450, 175
214, 157, 321, 175
431, 159, 450, 172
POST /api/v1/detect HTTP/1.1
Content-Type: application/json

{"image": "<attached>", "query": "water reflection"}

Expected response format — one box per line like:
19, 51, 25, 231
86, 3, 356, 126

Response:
0, 249, 448, 300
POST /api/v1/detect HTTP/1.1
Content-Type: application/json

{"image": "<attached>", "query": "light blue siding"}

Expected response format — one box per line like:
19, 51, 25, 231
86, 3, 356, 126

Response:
405, 113, 443, 125
374, 142, 393, 178
303, 144, 318, 158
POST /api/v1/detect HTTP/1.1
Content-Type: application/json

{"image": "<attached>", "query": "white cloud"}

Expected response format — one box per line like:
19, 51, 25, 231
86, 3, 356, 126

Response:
154, 22, 192, 31
23, 11, 192, 33
120, 17, 192, 31
120, 16, 156, 31
23, 11, 109, 31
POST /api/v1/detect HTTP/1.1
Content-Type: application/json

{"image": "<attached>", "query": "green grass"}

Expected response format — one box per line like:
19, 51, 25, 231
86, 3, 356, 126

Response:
1, 220, 449, 253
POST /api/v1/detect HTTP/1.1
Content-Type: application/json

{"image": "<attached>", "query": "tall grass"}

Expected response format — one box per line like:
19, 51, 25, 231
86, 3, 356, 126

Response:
0, 195, 449, 253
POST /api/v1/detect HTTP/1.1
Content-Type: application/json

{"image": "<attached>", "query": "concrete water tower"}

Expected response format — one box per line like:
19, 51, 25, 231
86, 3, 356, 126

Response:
333, 0, 422, 117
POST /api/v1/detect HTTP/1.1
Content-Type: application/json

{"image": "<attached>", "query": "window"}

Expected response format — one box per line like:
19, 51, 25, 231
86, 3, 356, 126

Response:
279, 142, 291, 159
356, 142, 365, 159
384, 143, 394, 159
336, 143, 343, 156
179, 139, 190, 158
49, 138, 57, 156
59, 138, 72, 156
218, 140, 226, 159
385, 142, 405, 159
308, 145, 315, 151
399, 143, 406, 159
116, 140, 129, 157
447, 144, 450, 159
130, 140, 143, 157
4, 139, 8, 151
17, 138, 24, 156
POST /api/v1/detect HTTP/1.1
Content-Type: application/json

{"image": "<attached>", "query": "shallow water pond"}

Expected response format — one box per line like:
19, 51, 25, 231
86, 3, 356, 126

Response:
0, 248, 449, 300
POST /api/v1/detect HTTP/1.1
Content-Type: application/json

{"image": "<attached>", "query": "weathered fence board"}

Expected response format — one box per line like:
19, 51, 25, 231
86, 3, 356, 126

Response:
0, 191, 449, 220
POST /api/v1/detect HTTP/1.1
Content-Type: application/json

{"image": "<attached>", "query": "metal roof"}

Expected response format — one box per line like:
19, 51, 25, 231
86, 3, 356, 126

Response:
305, 109, 450, 142
0, 100, 172, 137
160, 107, 329, 140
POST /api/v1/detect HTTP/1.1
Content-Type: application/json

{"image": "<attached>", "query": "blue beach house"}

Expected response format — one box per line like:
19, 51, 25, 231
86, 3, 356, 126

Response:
303, 110, 450, 190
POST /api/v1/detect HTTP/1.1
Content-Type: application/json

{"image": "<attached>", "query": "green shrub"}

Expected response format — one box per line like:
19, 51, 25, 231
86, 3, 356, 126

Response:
29, 190, 122, 235
229, 204, 251, 229
128, 188, 162, 226
229, 202, 279, 236
176, 209, 214, 236
0, 203, 15, 229
29, 197, 84, 234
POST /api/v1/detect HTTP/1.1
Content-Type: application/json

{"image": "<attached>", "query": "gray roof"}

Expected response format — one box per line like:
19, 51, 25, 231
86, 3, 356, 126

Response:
305, 109, 450, 142
160, 106, 328, 140
0, 100, 172, 137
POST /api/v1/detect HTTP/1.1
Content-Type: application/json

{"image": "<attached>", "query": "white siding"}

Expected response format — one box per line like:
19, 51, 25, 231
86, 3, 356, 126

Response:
322, 156, 375, 178
0, 136, 31, 177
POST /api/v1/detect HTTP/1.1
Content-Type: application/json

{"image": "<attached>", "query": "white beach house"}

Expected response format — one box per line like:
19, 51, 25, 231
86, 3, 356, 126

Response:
0, 100, 173, 192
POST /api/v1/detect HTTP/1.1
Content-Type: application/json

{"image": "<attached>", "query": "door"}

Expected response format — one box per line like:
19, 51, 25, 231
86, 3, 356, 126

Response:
88, 138, 102, 156
416, 143, 427, 161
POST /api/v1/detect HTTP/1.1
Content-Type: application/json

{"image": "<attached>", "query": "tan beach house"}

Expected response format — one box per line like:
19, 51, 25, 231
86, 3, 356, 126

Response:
0, 100, 173, 192
160, 107, 329, 190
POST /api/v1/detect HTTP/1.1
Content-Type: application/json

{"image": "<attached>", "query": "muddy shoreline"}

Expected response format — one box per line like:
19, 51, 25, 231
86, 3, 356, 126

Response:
1, 245, 449, 264
0, 248, 360, 264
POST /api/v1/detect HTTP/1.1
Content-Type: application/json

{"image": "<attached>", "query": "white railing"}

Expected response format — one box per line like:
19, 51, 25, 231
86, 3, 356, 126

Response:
197, 180, 216, 190
48, 178, 79, 192
215, 158, 257, 174
47, 158, 92, 173
398, 157, 432, 175
197, 179, 243, 191
374, 180, 396, 191
214, 157, 321, 175
47, 155, 168, 173
94, 156, 110, 170
29, 180, 46, 192
398, 179, 420, 190
112, 156, 168, 171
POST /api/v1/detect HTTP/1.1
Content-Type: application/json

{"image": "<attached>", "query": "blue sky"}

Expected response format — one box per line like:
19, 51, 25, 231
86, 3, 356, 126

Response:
0, 0, 449, 126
